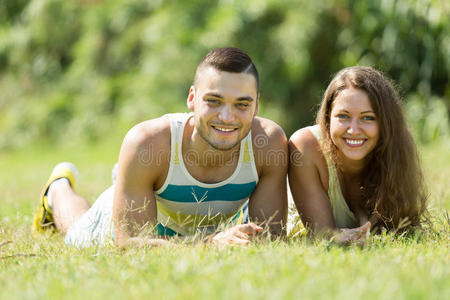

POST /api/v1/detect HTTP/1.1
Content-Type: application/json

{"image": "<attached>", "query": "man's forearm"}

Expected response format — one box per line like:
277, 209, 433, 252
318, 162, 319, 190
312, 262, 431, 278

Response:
115, 236, 171, 249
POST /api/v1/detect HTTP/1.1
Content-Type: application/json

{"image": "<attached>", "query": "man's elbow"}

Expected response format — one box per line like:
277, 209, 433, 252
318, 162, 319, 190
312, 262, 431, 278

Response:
269, 221, 287, 239
113, 229, 131, 249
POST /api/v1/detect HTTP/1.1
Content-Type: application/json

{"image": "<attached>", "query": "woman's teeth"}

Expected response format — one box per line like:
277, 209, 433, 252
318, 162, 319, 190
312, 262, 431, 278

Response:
345, 139, 364, 146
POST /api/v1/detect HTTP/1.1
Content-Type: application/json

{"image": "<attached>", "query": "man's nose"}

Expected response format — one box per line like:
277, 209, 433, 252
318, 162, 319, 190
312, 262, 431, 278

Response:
218, 105, 235, 123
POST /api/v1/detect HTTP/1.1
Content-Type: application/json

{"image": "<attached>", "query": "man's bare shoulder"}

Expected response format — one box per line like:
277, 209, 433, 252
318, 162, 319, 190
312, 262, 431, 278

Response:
251, 117, 288, 171
121, 115, 171, 158
251, 117, 287, 148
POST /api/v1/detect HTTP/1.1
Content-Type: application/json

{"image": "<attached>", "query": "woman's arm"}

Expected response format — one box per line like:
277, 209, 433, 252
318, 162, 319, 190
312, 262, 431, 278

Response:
288, 128, 370, 245
288, 128, 336, 232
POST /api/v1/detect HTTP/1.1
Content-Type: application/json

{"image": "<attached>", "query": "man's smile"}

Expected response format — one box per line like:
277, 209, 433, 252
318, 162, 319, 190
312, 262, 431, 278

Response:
211, 124, 239, 133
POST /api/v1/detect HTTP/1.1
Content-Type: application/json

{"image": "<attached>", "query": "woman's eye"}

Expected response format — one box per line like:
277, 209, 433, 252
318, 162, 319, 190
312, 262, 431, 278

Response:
362, 115, 376, 121
237, 103, 249, 108
337, 114, 349, 119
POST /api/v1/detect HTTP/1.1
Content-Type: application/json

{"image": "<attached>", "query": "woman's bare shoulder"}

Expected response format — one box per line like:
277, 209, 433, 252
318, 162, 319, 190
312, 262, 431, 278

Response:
289, 127, 323, 159
289, 127, 328, 187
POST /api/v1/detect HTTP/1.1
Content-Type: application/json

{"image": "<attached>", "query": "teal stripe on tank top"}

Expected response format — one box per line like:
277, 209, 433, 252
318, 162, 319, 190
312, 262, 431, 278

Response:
158, 182, 257, 203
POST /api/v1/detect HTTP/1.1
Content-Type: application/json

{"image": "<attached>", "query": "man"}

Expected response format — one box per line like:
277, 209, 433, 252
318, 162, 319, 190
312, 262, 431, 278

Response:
33, 47, 288, 247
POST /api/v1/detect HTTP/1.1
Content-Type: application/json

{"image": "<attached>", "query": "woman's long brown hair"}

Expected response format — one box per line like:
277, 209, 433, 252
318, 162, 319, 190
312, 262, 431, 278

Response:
316, 66, 428, 231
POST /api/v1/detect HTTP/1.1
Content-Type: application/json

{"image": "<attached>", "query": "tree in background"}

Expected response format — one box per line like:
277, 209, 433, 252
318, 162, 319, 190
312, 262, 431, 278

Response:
0, 0, 448, 149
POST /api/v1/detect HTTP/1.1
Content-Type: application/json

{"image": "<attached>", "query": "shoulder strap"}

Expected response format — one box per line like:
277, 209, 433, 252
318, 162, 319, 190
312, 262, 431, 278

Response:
167, 113, 192, 165
308, 125, 323, 141
244, 130, 259, 182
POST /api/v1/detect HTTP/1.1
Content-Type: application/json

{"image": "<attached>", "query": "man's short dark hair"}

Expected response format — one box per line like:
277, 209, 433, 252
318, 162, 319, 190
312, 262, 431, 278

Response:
194, 47, 259, 92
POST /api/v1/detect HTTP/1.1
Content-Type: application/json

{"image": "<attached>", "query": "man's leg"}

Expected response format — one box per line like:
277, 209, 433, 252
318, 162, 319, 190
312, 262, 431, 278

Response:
33, 162, 92, 236
49, 179, 91, 235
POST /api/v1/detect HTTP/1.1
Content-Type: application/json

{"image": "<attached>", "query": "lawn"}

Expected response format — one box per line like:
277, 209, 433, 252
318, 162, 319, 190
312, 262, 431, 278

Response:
0, 139, 449, 300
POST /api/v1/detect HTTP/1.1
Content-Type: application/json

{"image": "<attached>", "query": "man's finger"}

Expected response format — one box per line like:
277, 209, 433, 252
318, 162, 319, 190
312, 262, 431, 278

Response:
147, 239, 172, 247
233, 230, 249, 240
230, 236, 250, 246
238, 223, 263, 235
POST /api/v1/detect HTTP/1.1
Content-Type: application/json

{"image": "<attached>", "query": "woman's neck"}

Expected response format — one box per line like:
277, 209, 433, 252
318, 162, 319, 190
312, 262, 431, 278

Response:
338, 154, 366, 177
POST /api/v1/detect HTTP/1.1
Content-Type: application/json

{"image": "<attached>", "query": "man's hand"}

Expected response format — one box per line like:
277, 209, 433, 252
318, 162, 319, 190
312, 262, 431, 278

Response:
119, 237, 174, 249
332, 221, 371, 247
211, 223, 263, 246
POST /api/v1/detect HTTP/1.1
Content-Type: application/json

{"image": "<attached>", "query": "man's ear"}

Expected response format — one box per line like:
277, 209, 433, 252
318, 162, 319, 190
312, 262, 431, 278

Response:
254, 93, 259, 116
187, 85, 195, 111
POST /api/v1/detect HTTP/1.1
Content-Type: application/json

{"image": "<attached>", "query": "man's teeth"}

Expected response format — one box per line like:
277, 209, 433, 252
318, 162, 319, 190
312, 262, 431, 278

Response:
346, 139, 364, 145
214, 126, 235, 132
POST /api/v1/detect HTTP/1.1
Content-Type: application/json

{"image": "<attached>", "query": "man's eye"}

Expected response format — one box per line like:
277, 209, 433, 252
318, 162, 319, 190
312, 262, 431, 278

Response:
237, 103, 249, 108
206, 99, 220, 104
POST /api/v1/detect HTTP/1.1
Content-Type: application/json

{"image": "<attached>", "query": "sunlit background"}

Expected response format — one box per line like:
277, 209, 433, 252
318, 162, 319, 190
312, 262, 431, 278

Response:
0, 0, 448, 150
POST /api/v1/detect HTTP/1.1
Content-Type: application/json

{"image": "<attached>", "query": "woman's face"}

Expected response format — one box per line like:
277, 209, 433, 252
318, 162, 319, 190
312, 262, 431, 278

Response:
329, 87, 379, 163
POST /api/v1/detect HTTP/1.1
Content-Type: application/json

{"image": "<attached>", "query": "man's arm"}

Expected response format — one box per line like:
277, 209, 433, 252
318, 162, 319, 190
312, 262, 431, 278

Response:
112, 118, 170, 248
249, 119, 288, 237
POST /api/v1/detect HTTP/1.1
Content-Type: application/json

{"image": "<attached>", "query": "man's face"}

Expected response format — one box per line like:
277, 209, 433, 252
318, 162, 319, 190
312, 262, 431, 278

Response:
188, 66, 259, 151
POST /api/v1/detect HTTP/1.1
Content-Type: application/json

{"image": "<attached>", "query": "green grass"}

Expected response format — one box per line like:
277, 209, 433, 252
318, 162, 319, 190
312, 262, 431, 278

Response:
0, 140, 449, 300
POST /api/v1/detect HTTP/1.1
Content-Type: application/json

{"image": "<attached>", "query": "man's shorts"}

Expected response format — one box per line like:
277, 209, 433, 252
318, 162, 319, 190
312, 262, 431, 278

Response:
64, 185, 251, 247
65, 185, 115, 247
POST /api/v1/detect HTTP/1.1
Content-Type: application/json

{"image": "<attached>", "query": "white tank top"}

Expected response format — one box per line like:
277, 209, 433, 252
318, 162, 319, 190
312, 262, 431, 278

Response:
155, 113, 259, 235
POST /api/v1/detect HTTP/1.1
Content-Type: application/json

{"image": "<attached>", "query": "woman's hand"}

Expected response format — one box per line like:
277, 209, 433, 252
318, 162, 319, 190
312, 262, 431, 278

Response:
211, 223, 263, 246
333, 221, 371, 247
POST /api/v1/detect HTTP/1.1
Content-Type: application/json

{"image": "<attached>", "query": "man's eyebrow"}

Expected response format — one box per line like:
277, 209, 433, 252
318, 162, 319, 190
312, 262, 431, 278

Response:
203, 93, 223, 99
236, 96, 254, 102
203, 93, 254, 102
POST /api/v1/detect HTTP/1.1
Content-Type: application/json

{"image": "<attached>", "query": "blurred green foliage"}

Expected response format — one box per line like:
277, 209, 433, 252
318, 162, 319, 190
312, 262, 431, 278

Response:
0, 0, 448, 150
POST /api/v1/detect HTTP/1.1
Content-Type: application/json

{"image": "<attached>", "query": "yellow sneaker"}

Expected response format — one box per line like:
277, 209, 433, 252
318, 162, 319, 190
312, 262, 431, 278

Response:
32, 162, 78, 235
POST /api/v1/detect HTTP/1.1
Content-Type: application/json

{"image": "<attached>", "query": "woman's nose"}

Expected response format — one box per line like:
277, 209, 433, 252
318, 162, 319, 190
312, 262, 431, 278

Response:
346, 119, 361, 135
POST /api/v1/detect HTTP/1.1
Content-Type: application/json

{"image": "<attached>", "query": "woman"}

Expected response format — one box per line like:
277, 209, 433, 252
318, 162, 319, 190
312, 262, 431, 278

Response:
288, 66, 427, 245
